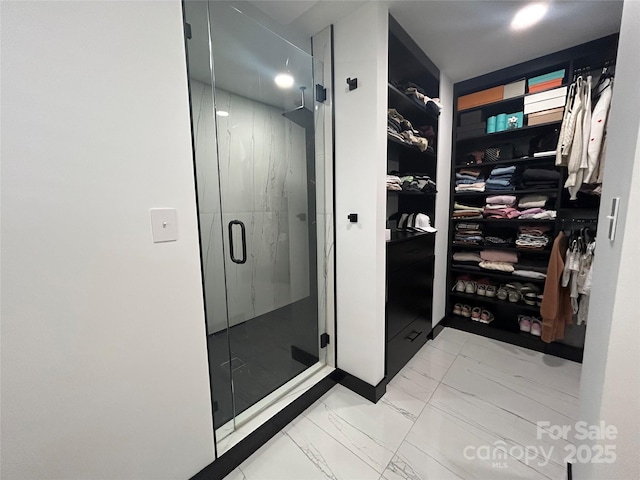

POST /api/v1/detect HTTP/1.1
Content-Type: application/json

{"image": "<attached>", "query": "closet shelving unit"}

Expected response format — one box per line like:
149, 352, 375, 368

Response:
444, 34, 619, 363
384, 16, 439, 380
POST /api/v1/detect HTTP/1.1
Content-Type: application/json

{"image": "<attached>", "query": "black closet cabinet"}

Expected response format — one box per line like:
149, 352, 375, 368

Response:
384, 16, 440, 381
444, 34, 618, 363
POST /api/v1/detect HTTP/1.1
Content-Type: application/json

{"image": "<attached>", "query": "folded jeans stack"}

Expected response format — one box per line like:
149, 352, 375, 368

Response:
454, 222, 484, 245
486, 165, 519, 192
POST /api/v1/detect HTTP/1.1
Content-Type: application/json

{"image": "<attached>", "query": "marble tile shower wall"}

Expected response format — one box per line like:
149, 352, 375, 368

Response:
191, 80, 311, 334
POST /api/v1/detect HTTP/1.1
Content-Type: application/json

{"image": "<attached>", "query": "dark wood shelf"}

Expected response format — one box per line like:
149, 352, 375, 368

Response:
450, 218, 556, 224
443, 315, 583, 362
456, 121, 561, 143
387, 135, 436, 157
452, 244, 551, 255
454, 154, 556, 169
387, 230, 436, 245
450, 267, 546, 283
387, 190, 437, 196
454, 188, 559, 196
449, 292, 541, 313
388, 84, 439, 124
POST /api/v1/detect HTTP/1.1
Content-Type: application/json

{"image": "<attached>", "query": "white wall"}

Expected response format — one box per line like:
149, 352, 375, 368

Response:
433, 74, 453, 326
334, 2, 389, 386
0, 2, 215, 479
576, 1, 640, 478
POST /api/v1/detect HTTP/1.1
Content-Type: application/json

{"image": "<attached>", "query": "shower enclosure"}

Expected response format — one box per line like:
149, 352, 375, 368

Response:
183, 1, 333, 451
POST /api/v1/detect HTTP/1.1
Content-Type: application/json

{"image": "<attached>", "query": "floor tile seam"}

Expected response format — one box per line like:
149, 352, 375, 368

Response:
302, 402, 394, 475
440, 360, 580, 421
398, 436, 475, 480
281, 425, 381, 480
451, 352, 581, 400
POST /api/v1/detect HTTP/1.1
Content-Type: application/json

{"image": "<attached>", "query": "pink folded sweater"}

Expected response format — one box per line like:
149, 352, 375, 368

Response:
480, 249, 519, 263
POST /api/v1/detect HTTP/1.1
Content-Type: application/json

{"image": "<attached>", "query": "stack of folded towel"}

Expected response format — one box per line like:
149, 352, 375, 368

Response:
479, 249, 518, 273
519, 208, 557, 220
453, 223, 483, 245
515, 225, 552, 250
521, 167, 561, 189
386, 175, 402, 191
485, 165, 518, 192
483, 194, 520, 219
453, 202, 484, 219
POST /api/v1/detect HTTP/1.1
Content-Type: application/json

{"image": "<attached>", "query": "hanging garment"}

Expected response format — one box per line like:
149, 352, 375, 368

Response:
586, 79, 613, 184
576, 241, 596, 325
556, 82, 579, 167
564, 77, 585, 200
540, 232, 573, 343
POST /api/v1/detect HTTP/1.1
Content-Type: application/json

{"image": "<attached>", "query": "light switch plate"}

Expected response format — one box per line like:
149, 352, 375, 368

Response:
150, 208, 178, 243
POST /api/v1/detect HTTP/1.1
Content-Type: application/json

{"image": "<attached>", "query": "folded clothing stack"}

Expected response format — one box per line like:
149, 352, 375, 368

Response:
455, 168, 485, 192
392, 80, 443, 116
452, 251, 482, 270
483, 194, 520, 219
519, 208, 556, 220
386, 175, 401, 191
453, 202, 484, 219
513, 257, 548, 279
521, 168, 561, 189
453, 222, 483, 245
398, 175, 437, 193
518, 194, 549, 208
516, 225, 552, 250
387, 109, 432, 152
486, 165, 519, 192
484, 234, 513, 246
479, 249, 518, 273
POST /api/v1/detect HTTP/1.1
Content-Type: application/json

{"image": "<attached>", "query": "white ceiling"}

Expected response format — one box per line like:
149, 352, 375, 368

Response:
184, 0, 623, 107
249, 0, 624, 83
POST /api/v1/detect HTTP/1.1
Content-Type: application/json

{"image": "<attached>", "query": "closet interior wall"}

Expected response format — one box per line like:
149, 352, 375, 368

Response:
384, 16, 440, 383
444, 34, 619, 362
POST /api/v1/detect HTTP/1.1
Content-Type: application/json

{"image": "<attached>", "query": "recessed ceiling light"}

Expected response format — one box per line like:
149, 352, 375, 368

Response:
511, 2, 548, 30
274, 73, 294, 89
216, 110, 229, 117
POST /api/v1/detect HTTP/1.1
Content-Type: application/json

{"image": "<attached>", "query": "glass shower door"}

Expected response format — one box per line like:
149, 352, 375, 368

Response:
185, 0, 329, 443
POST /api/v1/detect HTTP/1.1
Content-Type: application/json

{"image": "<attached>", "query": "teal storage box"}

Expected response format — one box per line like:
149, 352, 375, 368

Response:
506, 111, 524, 129
528, 69, 565, 87
487, 116, 497, 133
496, 113, 507, 132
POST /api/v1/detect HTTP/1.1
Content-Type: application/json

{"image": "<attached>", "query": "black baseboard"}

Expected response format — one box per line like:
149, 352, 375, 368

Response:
290, 345, 319, 368
568, 462, 573, 480
191, 373, 336, 480
431, 321, 446, 340
333, 368, 387, 403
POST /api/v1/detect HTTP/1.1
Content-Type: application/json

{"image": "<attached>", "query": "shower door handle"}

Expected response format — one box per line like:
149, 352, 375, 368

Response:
228, 220, 247, 264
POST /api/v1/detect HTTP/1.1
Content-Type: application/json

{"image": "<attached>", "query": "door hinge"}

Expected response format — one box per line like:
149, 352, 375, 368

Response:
320, 332, 330, 348
315, 84, 327, 103
185, 22, 192, 40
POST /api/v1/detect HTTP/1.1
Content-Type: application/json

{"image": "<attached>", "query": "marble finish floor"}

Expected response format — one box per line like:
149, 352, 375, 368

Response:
224, 328, 581, 480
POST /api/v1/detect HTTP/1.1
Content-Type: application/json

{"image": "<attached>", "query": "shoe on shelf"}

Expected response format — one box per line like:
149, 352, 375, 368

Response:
471, 306, 482, 321
518, 315, 531, 332
453, 303, 463, 316
530, 317, 542, 336
453, 279, 466, 292
465, 281, 477, 295
461, 305, 472, 318
476, 284, 487, 296
485, 285, 497, 298
480, 310, 494, 324
536, 294, 544, 307
496, 285, 509, 301
521, 283, 540, 306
